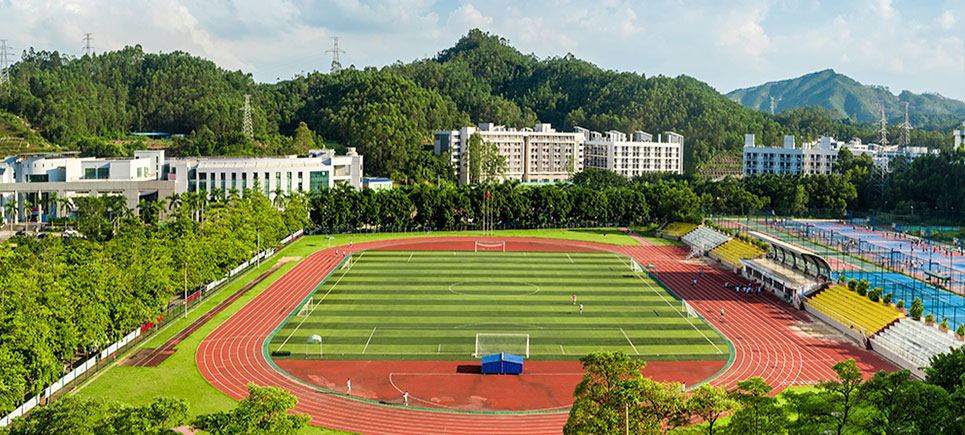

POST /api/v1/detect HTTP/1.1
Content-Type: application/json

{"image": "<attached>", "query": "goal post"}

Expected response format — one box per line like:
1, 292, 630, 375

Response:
474, 333, 530, 358
681, 300, 699, 318
474, 241, 506, 252
340, 255, 354, 270
297, 297, 314, 316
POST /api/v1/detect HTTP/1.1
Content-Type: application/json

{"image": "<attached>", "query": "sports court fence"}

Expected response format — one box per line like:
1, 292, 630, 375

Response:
0, 229, 305, 427
304, 221, 629, 235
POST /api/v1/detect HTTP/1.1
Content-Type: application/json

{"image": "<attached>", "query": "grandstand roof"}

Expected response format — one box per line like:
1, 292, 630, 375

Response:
750, 231, 832, 277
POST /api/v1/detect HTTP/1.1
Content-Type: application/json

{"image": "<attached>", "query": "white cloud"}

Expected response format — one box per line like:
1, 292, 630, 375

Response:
938, 10, 956, 30
448, 3, 493, 30
716, 7, 772, 65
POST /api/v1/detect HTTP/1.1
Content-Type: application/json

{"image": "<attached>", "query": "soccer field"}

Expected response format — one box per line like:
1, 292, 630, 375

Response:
267, 250, 729, 361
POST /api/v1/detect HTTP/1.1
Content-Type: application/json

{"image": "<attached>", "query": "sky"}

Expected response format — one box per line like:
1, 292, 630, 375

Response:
2, 0, 965, 99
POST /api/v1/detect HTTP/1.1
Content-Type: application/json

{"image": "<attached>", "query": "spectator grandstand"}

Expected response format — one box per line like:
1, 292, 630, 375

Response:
657, 222, 698, 239
872, 318, 964, 375
805, 285, 903, 337
711, 239, 766, 269
681, 226, 731, 250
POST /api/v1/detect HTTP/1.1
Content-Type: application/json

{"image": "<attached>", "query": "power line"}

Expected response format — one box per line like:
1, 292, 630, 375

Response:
241, 94, 253, 141
876, 102, 888, 146
325, 36, 345, 74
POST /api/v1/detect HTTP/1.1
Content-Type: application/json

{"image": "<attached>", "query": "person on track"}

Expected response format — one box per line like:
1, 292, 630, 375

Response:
346, 378, 351, 395
403, 391, 409, 406
720, 308, 724, 320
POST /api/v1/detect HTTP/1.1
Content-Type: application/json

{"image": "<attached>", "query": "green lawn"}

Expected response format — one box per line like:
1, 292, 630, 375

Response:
269, 249, 728, 362
66, 228, 650, 434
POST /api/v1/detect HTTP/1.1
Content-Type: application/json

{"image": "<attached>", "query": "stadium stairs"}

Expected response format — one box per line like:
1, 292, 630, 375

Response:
804, 284, 903, 338
872, 318, 965, 377
681, 226, 731, 250
657, 222, 699, 239
710, 239, 766, 269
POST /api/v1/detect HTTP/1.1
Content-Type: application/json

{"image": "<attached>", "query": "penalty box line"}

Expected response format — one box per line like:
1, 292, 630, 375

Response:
276, 252, 365, 352
628, 265, 724, 354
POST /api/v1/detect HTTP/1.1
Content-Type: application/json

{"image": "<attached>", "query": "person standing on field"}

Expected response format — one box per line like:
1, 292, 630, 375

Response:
579, 303, 583, 314
572, 294, 576, 305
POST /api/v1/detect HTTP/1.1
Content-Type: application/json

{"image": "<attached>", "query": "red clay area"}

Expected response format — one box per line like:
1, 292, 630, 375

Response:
197, 236, 898, 435
275, 359, 726, 412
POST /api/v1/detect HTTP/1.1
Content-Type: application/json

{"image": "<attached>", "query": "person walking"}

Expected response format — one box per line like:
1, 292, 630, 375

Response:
579, 303, 583, 314
403, 391, 409, 406
346, 378, 351, 395
572, 294, 577, 305
720, 308, 724, 321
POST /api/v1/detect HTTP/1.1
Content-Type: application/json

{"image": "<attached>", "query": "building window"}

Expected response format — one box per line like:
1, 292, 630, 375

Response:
241, 172, 247, 191
85, 168, 96, 179
231, 172, 237, 190
27, 174, 48, 183
287, 172, 292, 192
309, 171, 329, 191
275, 172, 281, 192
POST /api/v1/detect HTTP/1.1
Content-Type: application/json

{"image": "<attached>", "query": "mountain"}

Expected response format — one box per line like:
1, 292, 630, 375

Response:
726, 69, 965, 126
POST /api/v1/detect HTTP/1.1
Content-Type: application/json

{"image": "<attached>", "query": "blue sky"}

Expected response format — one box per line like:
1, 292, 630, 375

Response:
2, 0, 965, 100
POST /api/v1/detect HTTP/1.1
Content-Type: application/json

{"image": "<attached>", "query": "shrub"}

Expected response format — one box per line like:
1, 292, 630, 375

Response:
896, 299, 904, 308
838, 274, 846, 282
925, 313, 935, 323
848, 279, 858, 291
856, 280, 870, 296
940, 318, 949, 329
957, 325, 965, 338
868, 287, 882, 302
910, 298, 924, 320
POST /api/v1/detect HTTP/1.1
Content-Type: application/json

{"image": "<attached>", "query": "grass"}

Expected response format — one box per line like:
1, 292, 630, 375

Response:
270, 249, 728, 362
629, 224, 687, 246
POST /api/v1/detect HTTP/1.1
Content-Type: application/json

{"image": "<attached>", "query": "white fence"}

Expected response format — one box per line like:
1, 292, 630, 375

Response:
0, 229, 305, 427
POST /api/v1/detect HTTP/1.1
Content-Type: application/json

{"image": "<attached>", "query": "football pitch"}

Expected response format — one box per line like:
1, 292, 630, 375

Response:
267, 249, 729, 361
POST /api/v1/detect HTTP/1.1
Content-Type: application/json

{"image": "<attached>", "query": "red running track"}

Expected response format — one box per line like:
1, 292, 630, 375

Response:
197, 237, 897, 434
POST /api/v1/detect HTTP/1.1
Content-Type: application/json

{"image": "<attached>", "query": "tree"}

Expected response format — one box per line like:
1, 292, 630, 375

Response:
1, 396, 188, 435
465, 133, 506, 184
858, 369, 954, 435
909, 297, 924, 320
925, 346, 965, 396
688, 384, 738, 435
565, 352, 658, 435
192, 383, 310, 435
291, 121, 317, 155
722, 377, 788, 435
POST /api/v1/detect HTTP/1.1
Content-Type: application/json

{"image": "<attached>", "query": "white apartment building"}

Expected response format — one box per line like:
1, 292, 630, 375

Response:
580, 129, 684, 176
953, 122, 965, 149
435, 123, 582, 185
742, 134, 937, 176
0, 148, 363, 224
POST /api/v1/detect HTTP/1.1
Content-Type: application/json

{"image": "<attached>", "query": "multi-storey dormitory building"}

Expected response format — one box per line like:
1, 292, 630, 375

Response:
0, 148, 363, 224
742, 134, 938, 176
434, 122, 684, 184
434, 123, 583, 185
580, 129, 684, 176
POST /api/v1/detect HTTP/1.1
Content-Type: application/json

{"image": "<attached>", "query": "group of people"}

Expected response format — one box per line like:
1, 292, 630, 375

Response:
725, 281, 762, 295
346, 378, 409, 405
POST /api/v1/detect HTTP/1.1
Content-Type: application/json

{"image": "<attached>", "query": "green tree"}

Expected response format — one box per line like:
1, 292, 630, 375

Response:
722, 377, 788, 435
291, 121, 316, 155
1, 396, 188, 435
192, 383, 310, 435
565, 352, 660, 435
687, 383, 738, 435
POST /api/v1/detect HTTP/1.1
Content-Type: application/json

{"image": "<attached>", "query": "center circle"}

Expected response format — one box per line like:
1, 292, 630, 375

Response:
447, 281, 541, 296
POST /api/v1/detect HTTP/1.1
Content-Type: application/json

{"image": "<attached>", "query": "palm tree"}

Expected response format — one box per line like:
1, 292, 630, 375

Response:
166, 193, 182, 213
2, 199, 16, 229
271, 186, 287, 209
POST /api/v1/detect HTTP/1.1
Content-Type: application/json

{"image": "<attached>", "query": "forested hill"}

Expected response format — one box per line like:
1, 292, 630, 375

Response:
727, 69, 965, 126
0, 31, 951, 176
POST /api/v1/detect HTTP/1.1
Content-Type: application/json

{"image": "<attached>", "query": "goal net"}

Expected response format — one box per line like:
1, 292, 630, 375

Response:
474, 241, 506, 252
340, 255, 354, 270
681, 300, 700, 318
297, 297, 315, 317
474, 333, 529, 358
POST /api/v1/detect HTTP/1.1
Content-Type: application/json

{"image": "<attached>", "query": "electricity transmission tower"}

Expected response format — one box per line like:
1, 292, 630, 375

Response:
876, 103, 888, 146
0, 40, 12, 95
83, 33, 94, 56
326, 37, 345, 74
898, 101, 911, 146
769, 96, 782, 115
241, 94, 253, 141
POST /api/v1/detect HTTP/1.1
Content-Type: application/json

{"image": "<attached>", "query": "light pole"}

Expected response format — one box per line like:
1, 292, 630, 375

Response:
256, 228, 261, 268
183, 262, 188, 319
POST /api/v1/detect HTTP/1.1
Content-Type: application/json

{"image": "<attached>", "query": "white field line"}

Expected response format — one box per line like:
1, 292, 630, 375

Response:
630, 269, 723, 354
566, 253, 574, 264
362, 327, 377, 354
620, 328, 639, 354
407, 252, 413, 263
560, 344, 566, 355
277, 252, 364, 351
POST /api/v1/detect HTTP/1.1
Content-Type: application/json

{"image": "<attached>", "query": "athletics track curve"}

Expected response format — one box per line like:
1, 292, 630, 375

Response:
197, 237, 896, 435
